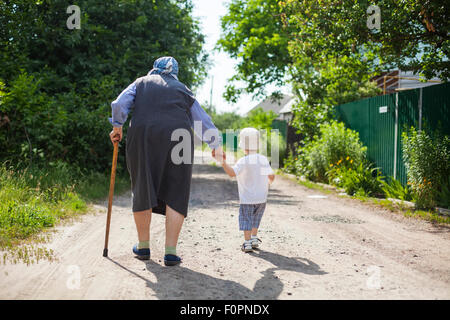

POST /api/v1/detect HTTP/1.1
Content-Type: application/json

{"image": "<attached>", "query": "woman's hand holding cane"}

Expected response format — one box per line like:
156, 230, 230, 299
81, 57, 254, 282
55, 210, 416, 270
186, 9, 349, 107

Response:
110, 126, 123, 143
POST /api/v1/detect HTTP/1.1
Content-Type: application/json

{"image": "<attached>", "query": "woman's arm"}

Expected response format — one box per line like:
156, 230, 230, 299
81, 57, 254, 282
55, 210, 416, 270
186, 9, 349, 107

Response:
190, 100, 222, 150
109, 82, 136, 143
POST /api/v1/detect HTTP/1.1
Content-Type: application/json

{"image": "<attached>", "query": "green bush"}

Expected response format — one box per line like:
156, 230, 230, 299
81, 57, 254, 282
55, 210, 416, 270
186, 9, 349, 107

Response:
437, 176, 450, 209
0, 72, 68, 165
283, 148, 298, 174
284, 120, 385, 197
402, 127, 450, 209
381, 177, 413, 202
299, 121, 367, 182
327, 161, 385, 197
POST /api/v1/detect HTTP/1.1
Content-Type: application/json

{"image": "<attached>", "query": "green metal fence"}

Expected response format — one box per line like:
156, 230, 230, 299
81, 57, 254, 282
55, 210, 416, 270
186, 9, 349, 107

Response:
335, 82, 450, 185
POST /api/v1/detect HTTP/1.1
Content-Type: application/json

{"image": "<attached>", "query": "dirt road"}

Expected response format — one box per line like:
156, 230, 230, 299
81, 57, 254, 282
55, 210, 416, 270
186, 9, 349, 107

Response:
1, 155, 450, 299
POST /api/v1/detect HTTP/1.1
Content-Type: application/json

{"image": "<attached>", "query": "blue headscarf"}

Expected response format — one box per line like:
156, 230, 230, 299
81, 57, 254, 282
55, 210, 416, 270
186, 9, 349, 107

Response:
148, 56, 179, 80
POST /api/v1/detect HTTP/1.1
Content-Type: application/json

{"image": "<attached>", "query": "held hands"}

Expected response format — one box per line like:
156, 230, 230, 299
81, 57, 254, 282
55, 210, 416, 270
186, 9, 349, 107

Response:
268, 174, 275, 186
109, 126, 123, 144
211, 147, 226, 164
215, 147, 235, 177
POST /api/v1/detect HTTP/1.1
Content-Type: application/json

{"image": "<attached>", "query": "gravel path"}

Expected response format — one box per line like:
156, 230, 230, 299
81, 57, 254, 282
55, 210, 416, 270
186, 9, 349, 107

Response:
1, 158, 449, 299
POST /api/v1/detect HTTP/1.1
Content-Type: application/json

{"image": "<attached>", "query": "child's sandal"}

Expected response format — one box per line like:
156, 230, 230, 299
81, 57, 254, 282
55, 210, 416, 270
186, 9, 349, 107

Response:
241, 242, 253, 253
251, 237, 262, 249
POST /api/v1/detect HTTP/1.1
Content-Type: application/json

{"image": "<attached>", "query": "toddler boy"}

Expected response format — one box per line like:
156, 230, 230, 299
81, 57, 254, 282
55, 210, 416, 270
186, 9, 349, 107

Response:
220, 128, 275, 252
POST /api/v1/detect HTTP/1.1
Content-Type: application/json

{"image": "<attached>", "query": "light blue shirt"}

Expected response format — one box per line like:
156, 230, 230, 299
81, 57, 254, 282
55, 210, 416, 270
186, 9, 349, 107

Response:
109, 81, 222, 149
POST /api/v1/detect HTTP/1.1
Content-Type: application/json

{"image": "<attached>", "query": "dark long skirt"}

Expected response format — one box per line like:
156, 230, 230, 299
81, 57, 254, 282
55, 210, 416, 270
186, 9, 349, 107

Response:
126, 123, 194, 217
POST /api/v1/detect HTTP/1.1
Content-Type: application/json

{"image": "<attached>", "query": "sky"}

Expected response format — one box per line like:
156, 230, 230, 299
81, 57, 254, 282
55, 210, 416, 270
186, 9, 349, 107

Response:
191, 0, 284, 115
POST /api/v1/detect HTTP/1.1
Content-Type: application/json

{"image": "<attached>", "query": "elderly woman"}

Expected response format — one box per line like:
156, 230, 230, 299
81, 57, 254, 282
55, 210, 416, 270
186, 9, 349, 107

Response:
109, 56, 223, 266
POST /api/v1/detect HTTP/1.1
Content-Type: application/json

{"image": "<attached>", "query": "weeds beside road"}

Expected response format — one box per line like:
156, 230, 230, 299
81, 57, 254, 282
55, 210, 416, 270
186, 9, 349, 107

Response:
0, 162, 129, 264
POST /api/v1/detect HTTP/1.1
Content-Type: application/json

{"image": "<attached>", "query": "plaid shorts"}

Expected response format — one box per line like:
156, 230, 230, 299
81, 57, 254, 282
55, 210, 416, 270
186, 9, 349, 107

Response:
239, 203, 266, 231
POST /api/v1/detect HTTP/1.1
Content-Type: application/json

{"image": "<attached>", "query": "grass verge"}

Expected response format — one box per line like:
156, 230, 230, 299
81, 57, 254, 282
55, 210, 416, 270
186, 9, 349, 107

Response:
0, 161, 129, 264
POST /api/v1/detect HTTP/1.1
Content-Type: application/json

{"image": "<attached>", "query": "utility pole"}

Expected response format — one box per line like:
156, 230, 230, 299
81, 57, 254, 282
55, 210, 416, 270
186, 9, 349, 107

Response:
209, 76, 214, 108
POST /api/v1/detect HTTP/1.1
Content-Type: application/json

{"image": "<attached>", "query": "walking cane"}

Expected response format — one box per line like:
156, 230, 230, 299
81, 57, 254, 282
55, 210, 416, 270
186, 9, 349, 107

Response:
103, 140, 119, 257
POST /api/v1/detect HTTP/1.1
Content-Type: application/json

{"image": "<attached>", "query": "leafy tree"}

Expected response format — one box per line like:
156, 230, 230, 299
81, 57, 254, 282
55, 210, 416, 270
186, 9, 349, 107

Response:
287, 0, 449, 78
217, 0, 292, 102
0, 0, 207, 171
244, 108, 277, 130
279, 0, 449, 138
219, 0, 448, 140
202, 103, 243, 131
0, 0, 207, 90
281, 0, 449, 83
243, 107, 277, 130
289, 55, 382, 142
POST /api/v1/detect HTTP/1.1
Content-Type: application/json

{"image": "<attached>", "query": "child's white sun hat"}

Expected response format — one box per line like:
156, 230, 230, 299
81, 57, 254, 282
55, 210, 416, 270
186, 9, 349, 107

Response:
239, 127, 260, 151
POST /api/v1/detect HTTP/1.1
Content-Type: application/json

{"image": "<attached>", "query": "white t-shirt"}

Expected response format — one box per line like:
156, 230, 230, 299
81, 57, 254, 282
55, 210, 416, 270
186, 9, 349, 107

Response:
232, 153, 274, 204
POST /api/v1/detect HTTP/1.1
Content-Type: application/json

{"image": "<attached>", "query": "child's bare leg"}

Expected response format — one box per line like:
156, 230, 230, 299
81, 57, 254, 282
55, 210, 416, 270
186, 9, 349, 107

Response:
251, 228, 258, 237
244, 230, 252, 241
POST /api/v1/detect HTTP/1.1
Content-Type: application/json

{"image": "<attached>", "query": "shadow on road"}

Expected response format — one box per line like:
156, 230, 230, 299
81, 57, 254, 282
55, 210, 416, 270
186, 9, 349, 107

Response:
106, 249, 326, 299
249, 249, 327, 275
104, 163, 327, 299
267, 187, 303, 206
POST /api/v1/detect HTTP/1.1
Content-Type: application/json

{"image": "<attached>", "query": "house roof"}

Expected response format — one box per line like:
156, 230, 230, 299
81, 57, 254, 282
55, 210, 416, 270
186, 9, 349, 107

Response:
279, 98, 296, 114
249, 94, 294, 115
